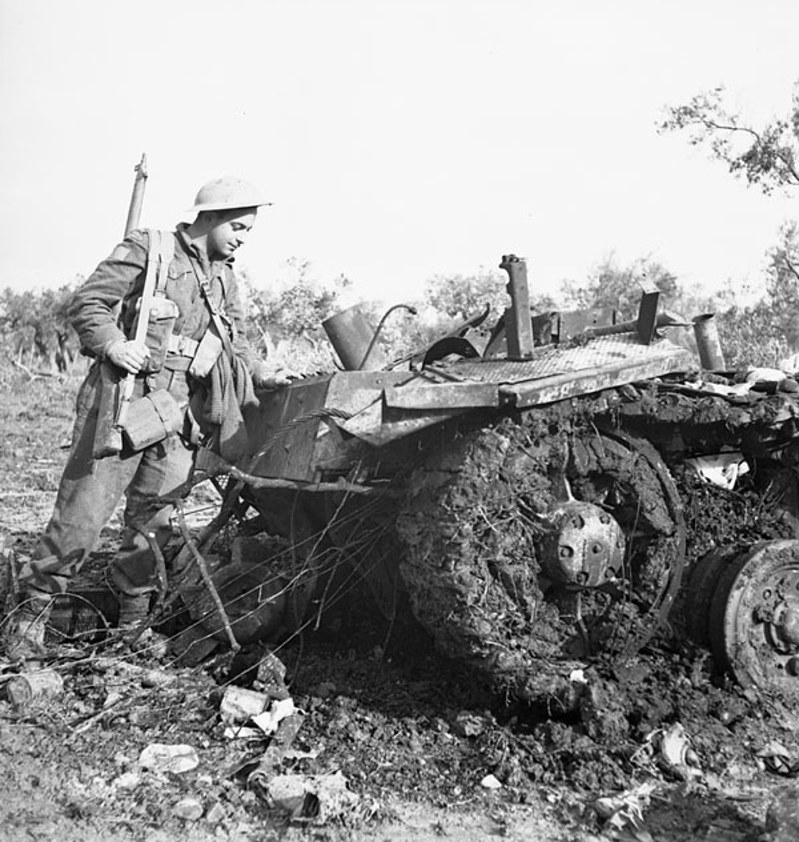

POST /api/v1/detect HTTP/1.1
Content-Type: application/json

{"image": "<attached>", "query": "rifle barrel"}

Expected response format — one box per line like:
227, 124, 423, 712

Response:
124, 153, 148, 237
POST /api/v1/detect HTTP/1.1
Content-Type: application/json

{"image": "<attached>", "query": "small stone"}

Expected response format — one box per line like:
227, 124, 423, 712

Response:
206, 802, 226, 825
113, 772, 141, 790
480, 774, 502, 790
173, 797, 204, 821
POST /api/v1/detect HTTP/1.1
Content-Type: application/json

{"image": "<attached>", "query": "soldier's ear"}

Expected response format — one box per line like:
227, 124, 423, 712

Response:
195, 210, 218, 226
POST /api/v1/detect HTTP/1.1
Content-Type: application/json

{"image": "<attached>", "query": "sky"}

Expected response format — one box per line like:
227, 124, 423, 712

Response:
2, 0, 799, 307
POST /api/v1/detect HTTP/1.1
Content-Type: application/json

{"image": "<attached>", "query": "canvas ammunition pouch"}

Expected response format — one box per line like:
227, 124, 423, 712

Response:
188, 324, 225, 379
140, 297, 180, 374
120, 388, 184, 451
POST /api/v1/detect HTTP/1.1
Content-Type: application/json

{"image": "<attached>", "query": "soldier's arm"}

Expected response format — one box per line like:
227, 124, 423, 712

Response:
69, 231, 148, 359
224, 270, 258, 369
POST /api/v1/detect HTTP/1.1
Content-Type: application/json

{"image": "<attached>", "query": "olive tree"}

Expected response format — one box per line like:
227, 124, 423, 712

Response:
659, 84, 799, 194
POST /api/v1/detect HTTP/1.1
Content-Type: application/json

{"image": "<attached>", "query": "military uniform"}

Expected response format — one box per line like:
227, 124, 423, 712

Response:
23, 224, 262, 598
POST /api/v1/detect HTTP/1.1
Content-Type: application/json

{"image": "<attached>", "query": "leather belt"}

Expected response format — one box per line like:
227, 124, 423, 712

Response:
167, 333, 199, 357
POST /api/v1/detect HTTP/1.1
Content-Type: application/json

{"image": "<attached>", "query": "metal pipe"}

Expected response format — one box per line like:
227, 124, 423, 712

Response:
359, 303, 418, 370
322, 304, 384, 370
693, 313, 726, 370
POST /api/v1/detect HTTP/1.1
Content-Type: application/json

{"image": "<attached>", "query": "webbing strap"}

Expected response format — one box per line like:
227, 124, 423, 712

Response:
131, 230, 162, 345
154, 230, 174, 295
187, 257, 235, 361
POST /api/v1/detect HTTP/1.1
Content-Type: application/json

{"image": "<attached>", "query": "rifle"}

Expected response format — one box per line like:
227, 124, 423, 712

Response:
92, 154, 149, 458
124, 154, 148, 239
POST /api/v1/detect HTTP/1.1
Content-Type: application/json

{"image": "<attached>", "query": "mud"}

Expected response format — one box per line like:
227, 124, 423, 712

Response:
3, 369, 799, 841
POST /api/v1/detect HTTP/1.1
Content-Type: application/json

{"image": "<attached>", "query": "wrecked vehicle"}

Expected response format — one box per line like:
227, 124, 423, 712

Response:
22, 253, 799, 710
174, 253, 799, 709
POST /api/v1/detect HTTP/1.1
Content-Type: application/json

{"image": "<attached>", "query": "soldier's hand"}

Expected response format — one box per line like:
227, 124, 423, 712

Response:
252, 364, 301, 390
107, 339, 151, 374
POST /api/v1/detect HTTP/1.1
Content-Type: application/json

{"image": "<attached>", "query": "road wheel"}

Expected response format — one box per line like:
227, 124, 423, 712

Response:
396, 411, 686, 701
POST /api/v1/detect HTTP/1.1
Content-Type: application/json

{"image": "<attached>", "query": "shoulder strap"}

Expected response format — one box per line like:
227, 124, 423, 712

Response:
187, 255, 235, 361
131, 230, 162, 345
154, 230, 174, 295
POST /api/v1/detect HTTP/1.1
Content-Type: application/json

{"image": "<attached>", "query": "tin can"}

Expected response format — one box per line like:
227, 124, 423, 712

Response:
7, 669, 64, 708
322, 304, 387, 370
693, 313, 726, 371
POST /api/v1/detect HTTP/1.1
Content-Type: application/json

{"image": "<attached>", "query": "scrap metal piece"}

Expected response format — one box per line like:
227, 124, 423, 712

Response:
693, 313, 727, 370
322, 304, 388, 370
421, 336, 481, 367
635, 278, 660, 344
709, 540, 799, 703
500, 254, 534, 359
384, 381, 499, 409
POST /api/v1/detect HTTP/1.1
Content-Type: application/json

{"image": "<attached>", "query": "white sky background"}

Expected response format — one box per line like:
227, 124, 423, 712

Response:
1, 0, 798, 306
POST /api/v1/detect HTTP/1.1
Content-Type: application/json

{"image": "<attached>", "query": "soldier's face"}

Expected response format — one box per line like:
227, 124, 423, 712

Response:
206, 208, 257, 260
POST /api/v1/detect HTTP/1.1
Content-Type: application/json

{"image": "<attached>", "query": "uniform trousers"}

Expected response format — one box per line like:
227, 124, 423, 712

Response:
22, 362, 196, 596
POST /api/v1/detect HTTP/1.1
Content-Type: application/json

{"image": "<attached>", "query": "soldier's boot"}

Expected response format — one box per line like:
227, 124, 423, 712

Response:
4, 592, 52, 661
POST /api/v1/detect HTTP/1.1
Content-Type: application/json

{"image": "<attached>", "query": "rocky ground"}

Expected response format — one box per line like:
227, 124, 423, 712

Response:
1, 364, 799, 842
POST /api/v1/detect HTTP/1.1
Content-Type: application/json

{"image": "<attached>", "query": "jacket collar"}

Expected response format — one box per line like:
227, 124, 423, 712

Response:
175, 223, 235, 274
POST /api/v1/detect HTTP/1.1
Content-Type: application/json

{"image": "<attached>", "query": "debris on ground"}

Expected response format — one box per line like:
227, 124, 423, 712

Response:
263, 770, 360, 824
3, 368, 799, 840
138, 743, 200, 774
592, 780, 657, 835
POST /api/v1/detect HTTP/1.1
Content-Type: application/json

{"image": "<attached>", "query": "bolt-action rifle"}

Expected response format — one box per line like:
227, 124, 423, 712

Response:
92, 154, 149, 458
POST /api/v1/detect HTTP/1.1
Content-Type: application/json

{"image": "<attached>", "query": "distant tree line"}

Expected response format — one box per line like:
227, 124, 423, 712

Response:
10, 72, 799, 378
4, 238, 799, 377
0, 282, 82, 373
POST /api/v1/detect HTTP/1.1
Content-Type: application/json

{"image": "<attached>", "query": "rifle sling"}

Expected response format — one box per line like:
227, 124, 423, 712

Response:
132, 230, 164, 344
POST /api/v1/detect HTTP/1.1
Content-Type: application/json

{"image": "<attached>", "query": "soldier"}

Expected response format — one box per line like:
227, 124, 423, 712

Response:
6, 177, 291, 658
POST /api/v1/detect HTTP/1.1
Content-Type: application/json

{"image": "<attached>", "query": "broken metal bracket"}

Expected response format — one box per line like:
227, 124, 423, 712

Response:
636, 279, 660, 345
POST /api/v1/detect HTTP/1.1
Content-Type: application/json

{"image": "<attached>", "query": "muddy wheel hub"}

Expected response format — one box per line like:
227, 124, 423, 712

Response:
709, 540, 799, 702
539, 501, 625, 589
766, 599, 799, 651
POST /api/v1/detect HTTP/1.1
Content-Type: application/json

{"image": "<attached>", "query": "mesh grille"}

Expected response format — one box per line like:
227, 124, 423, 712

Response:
429, 335, 675, 385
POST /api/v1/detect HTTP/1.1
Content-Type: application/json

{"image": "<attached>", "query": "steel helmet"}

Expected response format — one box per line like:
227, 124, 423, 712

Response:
187, 177, 272, 214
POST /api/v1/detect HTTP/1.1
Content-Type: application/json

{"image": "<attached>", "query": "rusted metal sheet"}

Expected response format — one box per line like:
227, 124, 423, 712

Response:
324, 370, 414, 416
384, 381, 500, 409
502, 348, 694, 408
249, 371, 414, 479
249, 377, 331, 481
439, 335, 692, 384
339, 400, 464, 446
557, 308, 616, 340
378, 338, 694, 413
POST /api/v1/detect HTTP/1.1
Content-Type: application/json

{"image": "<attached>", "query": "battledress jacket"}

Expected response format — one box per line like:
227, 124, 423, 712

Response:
69, 224, 263, 457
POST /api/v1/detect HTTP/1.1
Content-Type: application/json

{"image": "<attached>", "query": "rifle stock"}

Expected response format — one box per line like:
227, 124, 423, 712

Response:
91, 154, 149, 459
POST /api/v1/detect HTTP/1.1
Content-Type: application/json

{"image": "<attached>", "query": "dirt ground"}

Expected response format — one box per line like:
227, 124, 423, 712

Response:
1, 365, 799, 842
